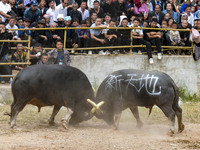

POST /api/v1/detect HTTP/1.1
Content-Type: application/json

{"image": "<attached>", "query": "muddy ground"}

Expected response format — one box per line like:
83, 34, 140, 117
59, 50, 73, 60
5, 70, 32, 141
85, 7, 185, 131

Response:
0, 105, 200, 150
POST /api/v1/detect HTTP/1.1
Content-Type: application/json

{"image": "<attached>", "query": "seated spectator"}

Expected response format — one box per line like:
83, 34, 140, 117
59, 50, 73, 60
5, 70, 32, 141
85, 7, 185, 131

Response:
11, 43, 26, 70
57, 14, 65, 27
143, 18, 162, 64
89, 12, 97, 24
18, 18, 32, 42
43, 14, 51, 27
63, 16, 78, 50
128, 15, 136, 26
39, 0, 48, 17
49, 22, 62, 46
53, 0, 68, 22
29, 43, 46, 65
46, 0, 56, 25
103, 13, 111, 26
0, 22, 13, 62
37, 53, 49, 64
86, 18, 91, 27
114, 0, 126, 17
169, 22, 184, 46
166, 0, 180, 13
87, 0, 100, 10
148, 4, 165, 25
132, 18, 144, 53
76, 20, 90, 53
118, 18, 131, 53
101, 0, 117, 19
142, 20, 148, 28
125, 0, 134, 20
69, 2, 82, 23
24, 0, 41, 24
150, 0, 164, 12
6, 17, 20, 40
16, 17, 23, 27
78, 1, 90, 20
105, 19, 119, 54
0, 0, 12, 22
194, 19, 198, 28
160, 20, 170, 47
184, 6, 194, 26
180, 0, 192, 13
90, 0, 104, 19
164, 13, 170, 20
47, 39, 71, 66
167, 18, 174, 28
72, 19, 79, 27
134, 0, 148, 20
32, 20, 52, 47
90, 17, 107, 54
163, 3, 179, 23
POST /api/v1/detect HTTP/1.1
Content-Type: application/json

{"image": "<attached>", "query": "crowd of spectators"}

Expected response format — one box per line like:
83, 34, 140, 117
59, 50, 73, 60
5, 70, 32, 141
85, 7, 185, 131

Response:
0, 0, 199, 69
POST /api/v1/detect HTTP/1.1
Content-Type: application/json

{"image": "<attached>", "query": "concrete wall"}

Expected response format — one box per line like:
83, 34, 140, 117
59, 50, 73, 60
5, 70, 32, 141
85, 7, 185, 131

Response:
71, 55, 200, 95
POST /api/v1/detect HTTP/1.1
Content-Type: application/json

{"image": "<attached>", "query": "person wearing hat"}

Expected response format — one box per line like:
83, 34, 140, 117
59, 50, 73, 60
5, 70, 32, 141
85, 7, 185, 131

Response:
32, 19, 52, 47
53, 0, 68, 22
24, 0, 41, 24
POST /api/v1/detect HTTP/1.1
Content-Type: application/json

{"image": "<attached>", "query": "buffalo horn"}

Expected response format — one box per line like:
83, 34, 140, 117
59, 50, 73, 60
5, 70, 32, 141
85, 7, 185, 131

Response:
87, 99, 104, 115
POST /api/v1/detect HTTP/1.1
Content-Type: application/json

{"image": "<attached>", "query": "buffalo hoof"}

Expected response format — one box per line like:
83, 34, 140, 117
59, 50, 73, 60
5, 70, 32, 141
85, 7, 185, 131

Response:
49, 121, 55, 126
167, 130, 174, 137
61, 120, 68, 130
110, 124, 118, 130
178, 124, 185, 133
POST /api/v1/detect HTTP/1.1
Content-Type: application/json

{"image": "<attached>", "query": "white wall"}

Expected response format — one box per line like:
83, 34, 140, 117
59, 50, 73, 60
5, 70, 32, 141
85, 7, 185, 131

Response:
71, 55, 200, 95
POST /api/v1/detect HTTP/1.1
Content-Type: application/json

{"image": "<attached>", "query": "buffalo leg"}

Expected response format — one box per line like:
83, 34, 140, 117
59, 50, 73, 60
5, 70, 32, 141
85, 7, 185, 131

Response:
48, 105, 61, 125
158, 105, 175, 135
129, 106, 143, 128
10, 101, 27, 128
114, 112, 122, 129
173, 104, 184, 132
61, 108, 74, 129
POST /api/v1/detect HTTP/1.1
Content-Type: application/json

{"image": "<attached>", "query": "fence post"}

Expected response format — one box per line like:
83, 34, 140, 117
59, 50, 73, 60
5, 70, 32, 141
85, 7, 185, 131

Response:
27, 34, 31, 64
130, 28, 132, 54
64, 28, 67, 49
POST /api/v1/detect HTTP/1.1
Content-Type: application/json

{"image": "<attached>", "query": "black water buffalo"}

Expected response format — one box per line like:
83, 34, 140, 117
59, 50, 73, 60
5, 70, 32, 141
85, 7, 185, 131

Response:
9, 65, 102, 128
94, 69, 184, 134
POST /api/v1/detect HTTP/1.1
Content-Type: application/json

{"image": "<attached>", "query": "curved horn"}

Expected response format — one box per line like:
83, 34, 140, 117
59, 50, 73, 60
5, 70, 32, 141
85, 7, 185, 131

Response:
87, 99, 104, 115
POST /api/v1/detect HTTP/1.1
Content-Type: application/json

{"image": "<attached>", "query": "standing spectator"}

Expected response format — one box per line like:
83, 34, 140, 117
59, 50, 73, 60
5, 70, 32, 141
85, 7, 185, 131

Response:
53, 0, 68, 22
6, 17, 19, 40
37, 53, 49, 64
101, 0, 117, 19
114, 0, 126, 17
46, 0, 56, 25
0, 0, 11, 22
29, 43, 46, 65
11, 43, 26, 70
90, 1, 104, 19
76, 20, 90, 52
67, 0, 75, 14
180, 0, 192, 13
150, 0, 164, 12
90, 17, 107, 54
166, 0, 180, 13
132, 18, 144, 53
184, 6, 194, 26
163, 3, 179, 22
78, 1, 89, 20
24, 0, 41, 24
105, 19, 119, 54
195, 4, 200, 19
148, 4, 165, 25
39, 0, 48, 17
125, 0, 134, 20
118, 18, 131, 53
9, 0, 19, 17
48, 39, 71, 66
69, 2, 82, 23
143, 18, 162, 64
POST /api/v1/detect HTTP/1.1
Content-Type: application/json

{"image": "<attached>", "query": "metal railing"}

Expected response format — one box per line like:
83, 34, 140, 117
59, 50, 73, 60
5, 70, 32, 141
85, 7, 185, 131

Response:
0, 26, 194, 78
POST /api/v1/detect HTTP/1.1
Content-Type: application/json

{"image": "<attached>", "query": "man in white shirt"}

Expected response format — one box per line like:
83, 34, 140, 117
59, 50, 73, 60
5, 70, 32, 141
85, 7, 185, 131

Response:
0, 0, 11, 22
6, 17, 19, 39
87, 0, 100, 10
53, 0, 68, 22
78, 1, 89, 20
47, 0, 55, 25
185, 6, 194, 26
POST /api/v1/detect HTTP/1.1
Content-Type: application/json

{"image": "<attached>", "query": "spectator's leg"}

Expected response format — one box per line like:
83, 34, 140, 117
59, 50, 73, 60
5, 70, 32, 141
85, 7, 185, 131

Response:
155, 37, 162, 53
144, 40, 153, 59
